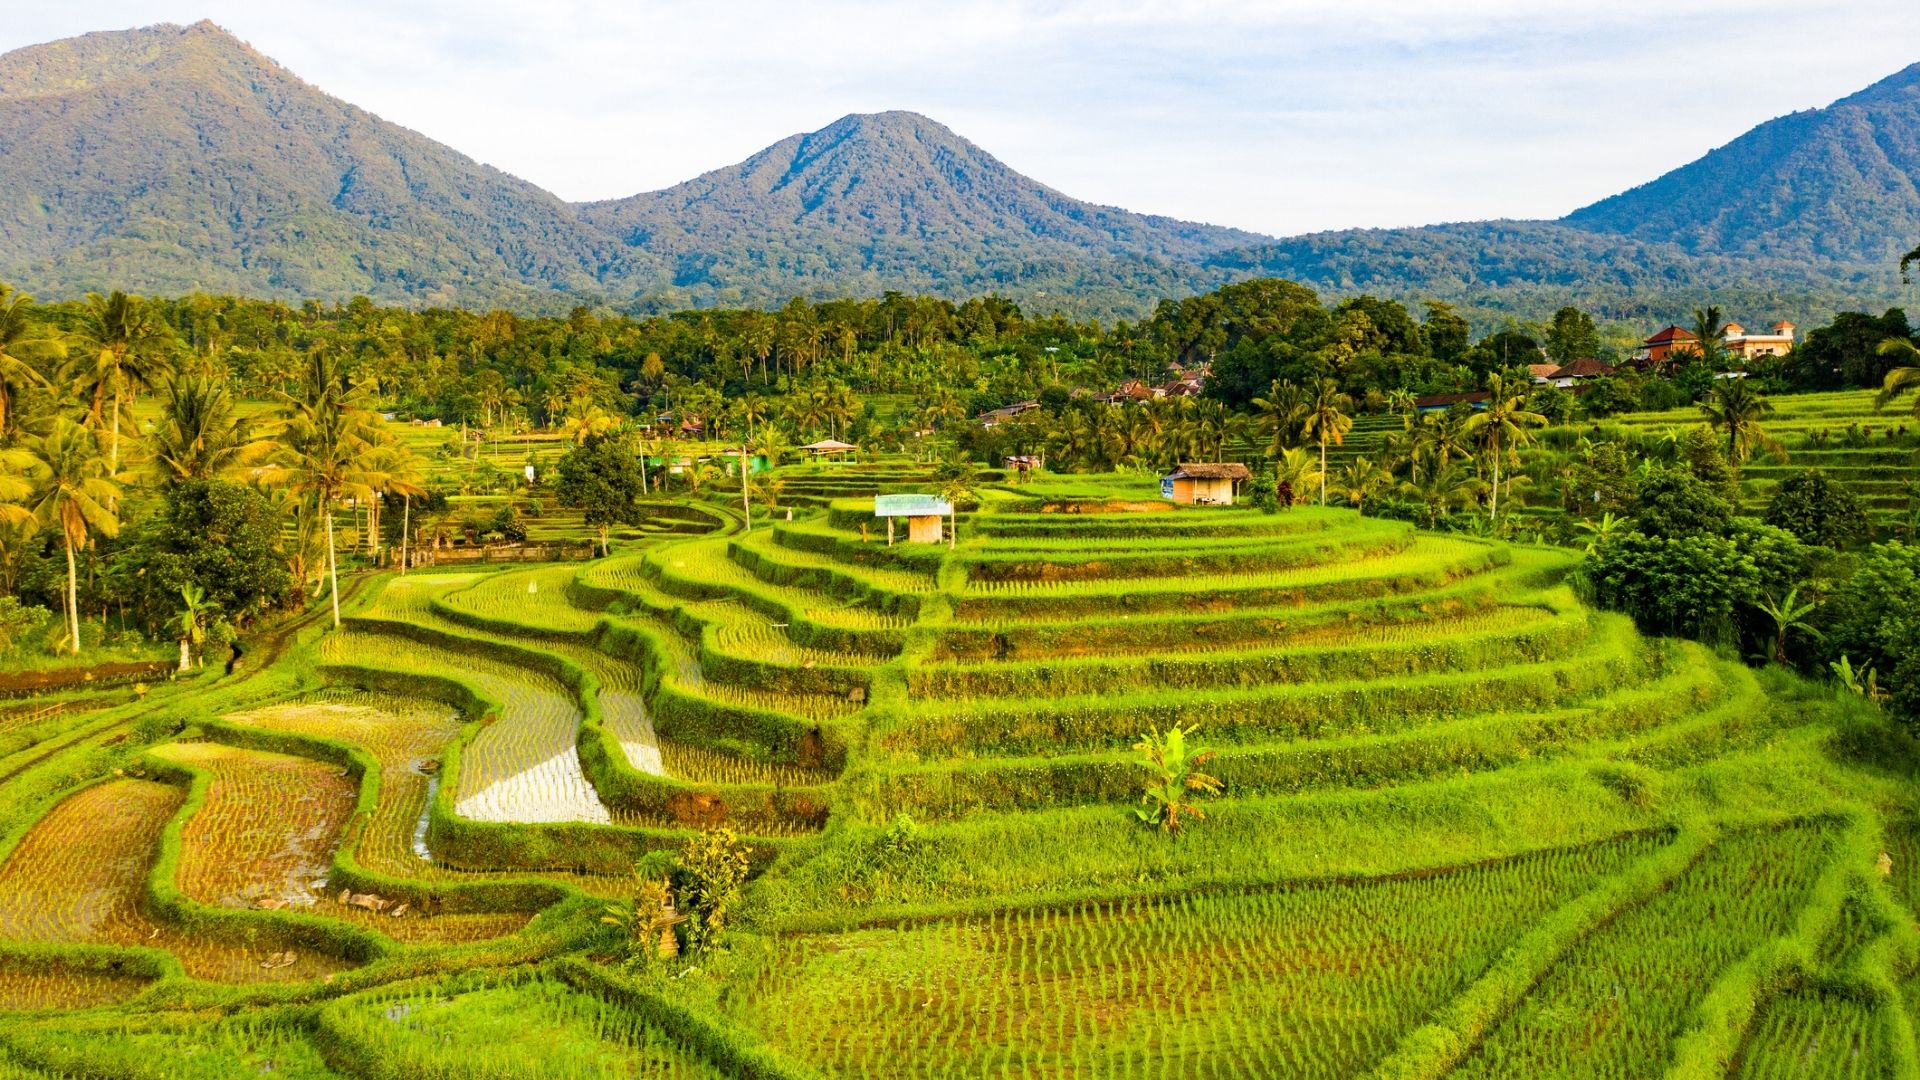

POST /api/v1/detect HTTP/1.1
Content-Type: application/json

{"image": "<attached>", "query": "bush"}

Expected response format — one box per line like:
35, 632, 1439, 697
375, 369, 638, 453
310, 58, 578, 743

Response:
1587, 531, 1756, 641
1764, 469, 1870, 548
0, 597, 52, 656
1631, 465, 1734, 540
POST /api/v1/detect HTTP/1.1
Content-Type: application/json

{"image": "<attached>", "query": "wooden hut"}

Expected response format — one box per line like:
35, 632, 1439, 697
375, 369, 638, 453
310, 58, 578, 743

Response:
875, 494, 953, 545
1161, 463, 1251, 506
799, 439, 857, 460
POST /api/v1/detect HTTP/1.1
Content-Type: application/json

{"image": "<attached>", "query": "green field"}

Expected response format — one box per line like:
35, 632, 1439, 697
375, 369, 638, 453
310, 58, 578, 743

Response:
0, 456, 1916, 1077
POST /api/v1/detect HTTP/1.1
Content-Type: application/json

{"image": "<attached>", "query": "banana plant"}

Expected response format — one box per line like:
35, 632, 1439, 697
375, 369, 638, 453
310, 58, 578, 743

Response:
1132, 723, 1223, 835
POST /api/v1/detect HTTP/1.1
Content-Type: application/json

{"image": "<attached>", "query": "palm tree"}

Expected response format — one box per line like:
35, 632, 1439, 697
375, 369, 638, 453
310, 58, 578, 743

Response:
149, 372, 256, 485
1688, 305, 1728, 368
1385, 388, 1418, 418
1463, 373, 1547, 518
171, 584, 213, 672
1272, 447, 1321, 510
366, 441, 425, 571
19, 418, 121, 654
0, 285, 60, 441
1698, 378, 1783, 463
1252, 379, 1306, 458
1336, 457, 1391, 514
68, 291, 168, 473
1301, 379, 1353, 506
1400, 463, 1485, 529
1875, 339, 1920, 419
1753, 587, 1822, 667
255, 351, 380, 628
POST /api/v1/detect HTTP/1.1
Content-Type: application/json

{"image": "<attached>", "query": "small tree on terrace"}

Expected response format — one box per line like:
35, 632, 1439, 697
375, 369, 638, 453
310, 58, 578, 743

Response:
170, 583, 214, 672
552, 432, 646, 557
20, 418, 122, 655
1753, 587, 1822, 667
1876, 338, 1920, 419
1698, 378, 1783, 464
678, 827, 751, 952
1132, 724, 1223, 835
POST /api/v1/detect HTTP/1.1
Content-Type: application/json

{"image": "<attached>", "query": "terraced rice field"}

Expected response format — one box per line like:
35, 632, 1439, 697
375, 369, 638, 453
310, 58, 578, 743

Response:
1, 463, 1915, 1076
731, 835, 1660, 1078
0, 779, 349, 982
320, 618, 610, 826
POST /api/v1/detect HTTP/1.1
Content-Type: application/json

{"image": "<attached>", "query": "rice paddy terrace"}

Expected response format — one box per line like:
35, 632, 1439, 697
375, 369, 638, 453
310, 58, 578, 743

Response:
0, 461, 1915, 1078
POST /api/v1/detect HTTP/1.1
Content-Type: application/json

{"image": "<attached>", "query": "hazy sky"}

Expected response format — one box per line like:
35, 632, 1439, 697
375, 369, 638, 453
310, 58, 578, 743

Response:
7, 2, 1920, 238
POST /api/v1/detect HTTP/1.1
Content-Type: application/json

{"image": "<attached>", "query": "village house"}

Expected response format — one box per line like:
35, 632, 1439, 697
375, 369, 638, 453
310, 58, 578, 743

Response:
1634, 321, 1795, 365
976, 400, 1040, 428
1161, 462, 1251, 506
1722, 321, 1796, 359
1538, 358, 1617, 389
1414, 391, 1490, 412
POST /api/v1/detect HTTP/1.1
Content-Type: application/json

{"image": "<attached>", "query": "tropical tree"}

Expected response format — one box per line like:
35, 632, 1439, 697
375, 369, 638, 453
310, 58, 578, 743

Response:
1688, 305, 1729, 368
1753, 587, 1822, 667
0, 284, 59, 440
1272, 447, 1321, 510
1336, 457, 1392, 514
170, 583, 214, 671
1132, 724, 1223, 835
255, 351, 380, 628
1400, 463, 1485, 529
1698, 378, 1784, 463
1876, 338, 1920, 419
19, 418, 122, 654
149, 372, 255, 485
1251, 379, 1306, 458
1463, 373, 1546, 518
1301, 379, 1353, 506
367, 442, 426, 570
68, 291, 169, 473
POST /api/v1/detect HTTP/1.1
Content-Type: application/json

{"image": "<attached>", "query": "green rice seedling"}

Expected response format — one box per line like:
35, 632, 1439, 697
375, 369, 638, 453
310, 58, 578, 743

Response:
729, 835, 1661, 1078
320, 627, 611, 826
1, 1013, 341, 1079
227, 693, 619, 899
911, 604, 1586, 700
1453, 822, 1838, 1079
0, 778, 346, 983
0, 960, 152, 1013
657, 738, 837, 788
152, 740, 529, 945
315, 973, 729, 1079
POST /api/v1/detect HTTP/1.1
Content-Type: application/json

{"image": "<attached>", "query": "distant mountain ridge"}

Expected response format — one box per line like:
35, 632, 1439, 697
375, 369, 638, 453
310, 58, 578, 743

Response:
0, 20, 1916, 319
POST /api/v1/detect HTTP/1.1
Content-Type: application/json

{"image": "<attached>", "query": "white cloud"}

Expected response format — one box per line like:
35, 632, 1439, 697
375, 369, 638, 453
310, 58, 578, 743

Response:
5, 1, 1918, 235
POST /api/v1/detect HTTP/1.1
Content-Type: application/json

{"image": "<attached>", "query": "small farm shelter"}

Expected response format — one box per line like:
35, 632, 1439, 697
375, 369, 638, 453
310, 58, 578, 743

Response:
800, 439, 858, 459
1161, 463, 1251, 506
875, 493, 953, 544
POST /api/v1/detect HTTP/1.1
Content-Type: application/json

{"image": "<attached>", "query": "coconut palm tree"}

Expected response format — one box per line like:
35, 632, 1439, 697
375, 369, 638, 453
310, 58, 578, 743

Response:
0, 285, 60, 441
1463, 373, 1547, 518
1688, 305, 1729, 368
1301, 379, 1353, 506
1336, 457, 1392, 515
18, 418, 121, 654
67, 291, 169, 474
1252, 379, 1307, 458
149, 372, 256, 486
1875, 338, 1920, 419
365, 441, 425, 570
255, 350, 380, 628
1698, 377, 1783, 463
1400, 463, 1485, 530
1272, 447, 1321, 510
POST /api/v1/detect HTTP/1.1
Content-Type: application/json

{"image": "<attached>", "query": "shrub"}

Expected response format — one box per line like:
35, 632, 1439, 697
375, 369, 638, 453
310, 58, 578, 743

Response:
1764, 469, 1870, 548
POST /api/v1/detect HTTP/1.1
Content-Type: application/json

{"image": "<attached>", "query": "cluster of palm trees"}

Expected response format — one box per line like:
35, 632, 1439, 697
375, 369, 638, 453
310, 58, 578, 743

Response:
1041, 396, 1247, 473
0, 287, 427, 656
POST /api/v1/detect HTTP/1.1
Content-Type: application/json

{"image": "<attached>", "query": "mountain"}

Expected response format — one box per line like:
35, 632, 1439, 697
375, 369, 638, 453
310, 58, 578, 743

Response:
1565, 63, 1920, 265
1212, 67, 1920, 323
579, 110, 1262, 308
0, 21, 1915, 321
0, 21, 643, 309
